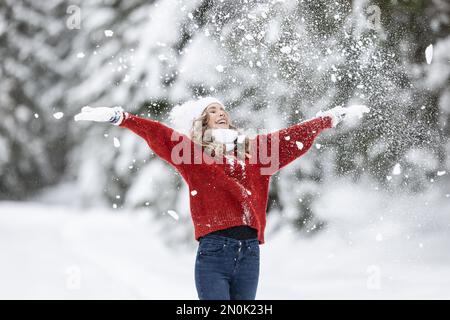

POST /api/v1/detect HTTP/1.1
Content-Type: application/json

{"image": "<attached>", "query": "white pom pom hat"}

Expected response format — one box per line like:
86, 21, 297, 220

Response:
168, 96, 225, 135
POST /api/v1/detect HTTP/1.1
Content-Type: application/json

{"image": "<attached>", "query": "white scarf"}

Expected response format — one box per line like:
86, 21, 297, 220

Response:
212, 128, 239, 152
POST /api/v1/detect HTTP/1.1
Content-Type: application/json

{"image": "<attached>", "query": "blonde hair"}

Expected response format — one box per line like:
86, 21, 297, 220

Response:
189, 106, 252, 160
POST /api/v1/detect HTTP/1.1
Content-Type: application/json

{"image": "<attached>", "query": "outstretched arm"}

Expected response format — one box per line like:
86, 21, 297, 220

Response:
256, 115, 333, 176
255, 104, 370, 176
74, 106, 192, 170
118, 112, 191, 168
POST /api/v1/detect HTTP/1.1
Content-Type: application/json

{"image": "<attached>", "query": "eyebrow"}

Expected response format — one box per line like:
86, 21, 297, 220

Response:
208, 105, 224, 110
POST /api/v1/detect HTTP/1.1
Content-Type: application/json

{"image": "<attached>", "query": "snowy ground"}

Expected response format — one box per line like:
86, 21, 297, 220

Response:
1, 183, 450, 299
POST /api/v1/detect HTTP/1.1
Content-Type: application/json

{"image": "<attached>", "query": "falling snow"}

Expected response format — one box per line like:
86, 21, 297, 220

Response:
425, 44, 433, 64
392, 163, 402, 175
52, 112, 64, 119
113, 137, 120, 148
280, 46, 292, 54
166, 210, 179, 221
104, 30, 114, 37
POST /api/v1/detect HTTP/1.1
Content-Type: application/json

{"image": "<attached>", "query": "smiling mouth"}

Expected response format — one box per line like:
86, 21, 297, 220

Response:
216, 119, 227, 125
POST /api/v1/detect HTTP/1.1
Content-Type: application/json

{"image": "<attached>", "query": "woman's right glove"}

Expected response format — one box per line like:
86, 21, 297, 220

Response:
74, 106, 125, 126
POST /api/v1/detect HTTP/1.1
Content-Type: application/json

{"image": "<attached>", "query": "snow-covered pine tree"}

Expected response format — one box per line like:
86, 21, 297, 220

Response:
0, 0, 77, 200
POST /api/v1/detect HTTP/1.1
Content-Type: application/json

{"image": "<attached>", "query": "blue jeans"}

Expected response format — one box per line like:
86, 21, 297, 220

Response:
194, 234, 260, 300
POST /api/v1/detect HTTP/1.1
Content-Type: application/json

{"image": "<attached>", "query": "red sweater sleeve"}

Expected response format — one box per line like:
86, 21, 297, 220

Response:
256, 116, 333, 175
119, 112, 192, 169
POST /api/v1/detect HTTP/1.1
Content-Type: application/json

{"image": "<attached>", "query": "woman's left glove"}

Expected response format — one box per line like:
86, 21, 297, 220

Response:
315, 106, 347, 127
316, 104, 370, 127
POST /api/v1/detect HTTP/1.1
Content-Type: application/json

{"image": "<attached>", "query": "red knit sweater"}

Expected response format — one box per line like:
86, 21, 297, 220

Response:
119, 112, 333, 244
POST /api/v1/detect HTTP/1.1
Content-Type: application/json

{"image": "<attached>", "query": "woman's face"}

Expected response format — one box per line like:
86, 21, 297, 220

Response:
205, 103, 230, 129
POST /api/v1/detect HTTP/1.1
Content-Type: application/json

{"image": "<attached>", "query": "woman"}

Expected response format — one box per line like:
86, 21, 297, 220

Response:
74, 97, 348, 300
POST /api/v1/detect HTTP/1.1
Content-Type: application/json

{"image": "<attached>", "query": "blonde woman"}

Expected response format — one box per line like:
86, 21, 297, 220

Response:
74, 97, 354, 300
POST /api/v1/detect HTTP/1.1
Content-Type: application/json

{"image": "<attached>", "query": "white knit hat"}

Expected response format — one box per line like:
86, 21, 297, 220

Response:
168, 96, 225, 135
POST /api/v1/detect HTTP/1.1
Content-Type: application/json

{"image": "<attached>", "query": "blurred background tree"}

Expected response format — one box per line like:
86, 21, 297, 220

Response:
0, 0, 448, 244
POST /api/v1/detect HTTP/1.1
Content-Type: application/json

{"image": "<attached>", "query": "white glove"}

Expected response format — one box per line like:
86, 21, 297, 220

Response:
74, 106, 125, 126
315, 105, 347, 127
316, 104, 370, 127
